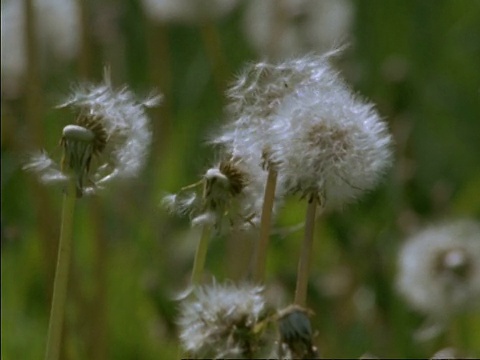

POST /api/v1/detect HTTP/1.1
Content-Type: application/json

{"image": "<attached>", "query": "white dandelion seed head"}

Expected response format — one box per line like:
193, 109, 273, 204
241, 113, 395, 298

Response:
58, 71, 161, 188
268, 56, 392, 207
178, 282, 269, 358
140, 0, 238, 24
243, 0, 353, 59
24, 71, 160, 196
397, 219, 480, 320
213, 52, 343, 168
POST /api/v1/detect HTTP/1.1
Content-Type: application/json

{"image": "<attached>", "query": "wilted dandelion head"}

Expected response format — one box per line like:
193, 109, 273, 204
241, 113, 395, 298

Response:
268, 55, 392, 207
397, 219, 480, 319
162, 156, 265, 230
24, 70, 160, 196
177, 282, 272, 358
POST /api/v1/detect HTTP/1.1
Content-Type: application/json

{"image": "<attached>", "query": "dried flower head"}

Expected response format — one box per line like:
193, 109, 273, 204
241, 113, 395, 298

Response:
24, 71, 160, 196
177, 282, 273, 359
276, 305, 318, 359
268, 55, 392, 207
397, 219, 480, 320
162, 156, 265, 230
140, 0, 238, 24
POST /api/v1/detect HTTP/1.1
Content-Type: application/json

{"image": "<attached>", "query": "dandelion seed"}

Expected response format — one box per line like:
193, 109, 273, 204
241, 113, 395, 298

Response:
397, 219, 480, 320
178, 281, 273, 359
24, 70, 160, 196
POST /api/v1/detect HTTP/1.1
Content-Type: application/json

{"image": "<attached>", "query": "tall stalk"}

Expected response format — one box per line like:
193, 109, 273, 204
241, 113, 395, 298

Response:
45, 179, 77, 360
190, 225, 213, 284
252, 167, 278, 283
294, 197, 318, 307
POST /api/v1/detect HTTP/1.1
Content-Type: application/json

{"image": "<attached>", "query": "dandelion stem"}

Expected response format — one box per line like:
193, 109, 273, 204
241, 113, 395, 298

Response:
294, 198, 318, 307
45, 179, 77, 360
253, 168, 278, 283
190, 224, 213, 284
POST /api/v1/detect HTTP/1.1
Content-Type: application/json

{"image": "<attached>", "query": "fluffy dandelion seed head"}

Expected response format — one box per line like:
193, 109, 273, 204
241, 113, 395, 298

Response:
24, 71, 160, 196
269, 59, 392, 207
178, 282, 269, 358
397, 219, 480, 319
215, 52, 342, 169
57, 72, 160, 187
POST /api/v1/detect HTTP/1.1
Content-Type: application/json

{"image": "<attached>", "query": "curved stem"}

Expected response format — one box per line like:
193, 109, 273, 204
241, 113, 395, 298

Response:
45, 180, 77, 360
252, 168, 278, 283
294, 198, 318, 307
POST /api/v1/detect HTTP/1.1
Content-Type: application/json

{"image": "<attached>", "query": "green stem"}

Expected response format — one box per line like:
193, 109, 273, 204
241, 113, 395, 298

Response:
294, 198, 318, 307
190, 225, 213, 284
45, 180, 77, 360
253, 168, 278, 283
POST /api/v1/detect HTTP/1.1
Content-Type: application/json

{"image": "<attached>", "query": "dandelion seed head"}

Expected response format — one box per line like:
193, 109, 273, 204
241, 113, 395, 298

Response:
163, 157, 265, 230
214, 52, 343, 170
397, 219, 480, 320
178, 282, 269, 358
25, 71, 159, 196
269, 56, 392, 207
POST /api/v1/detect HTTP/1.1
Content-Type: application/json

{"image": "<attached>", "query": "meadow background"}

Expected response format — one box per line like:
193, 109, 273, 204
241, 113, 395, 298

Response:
2, 0, 480, 358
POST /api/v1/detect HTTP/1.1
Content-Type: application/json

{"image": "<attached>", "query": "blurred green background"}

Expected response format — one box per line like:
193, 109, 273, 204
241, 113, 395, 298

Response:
2, 0, 480, 358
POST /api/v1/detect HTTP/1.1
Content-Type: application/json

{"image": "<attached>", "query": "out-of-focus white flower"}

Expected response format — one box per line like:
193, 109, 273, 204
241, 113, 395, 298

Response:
24, 71, 160, 196
267, 54, 392, 208
162, 157, 266, 230
397, 220, 480, 320
243, 0, 354, 59
1, 0, 80, 98
178, 281, 271, 358
140, 0, 238, 24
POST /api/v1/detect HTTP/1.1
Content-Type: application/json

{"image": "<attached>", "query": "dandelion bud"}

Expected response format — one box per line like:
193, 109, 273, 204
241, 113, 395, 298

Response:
277, 305, 318, 359
397, 219, 480, 320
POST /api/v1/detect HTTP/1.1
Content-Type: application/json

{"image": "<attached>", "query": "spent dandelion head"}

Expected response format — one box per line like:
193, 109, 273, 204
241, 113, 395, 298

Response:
162, 155, 265, 230
177, 281, 273, 359
268, 54, 392, 208
397, 219, 480, 320
24, 70, 160, 196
